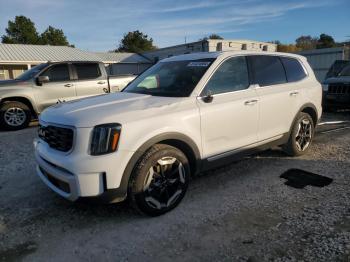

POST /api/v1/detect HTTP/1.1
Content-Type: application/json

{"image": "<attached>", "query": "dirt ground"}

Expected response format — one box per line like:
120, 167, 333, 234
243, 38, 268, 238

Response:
0, 112, 349, 262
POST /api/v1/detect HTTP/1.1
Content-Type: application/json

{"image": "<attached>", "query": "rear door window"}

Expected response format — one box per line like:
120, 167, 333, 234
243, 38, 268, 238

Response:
250, 56, 287, 87
40, 64, 70, 82
74, 63, 101, 80
280, 57, 307, 82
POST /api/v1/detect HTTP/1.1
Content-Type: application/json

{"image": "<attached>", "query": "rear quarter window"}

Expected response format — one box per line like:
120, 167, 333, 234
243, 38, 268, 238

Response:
280, 57, 307, 82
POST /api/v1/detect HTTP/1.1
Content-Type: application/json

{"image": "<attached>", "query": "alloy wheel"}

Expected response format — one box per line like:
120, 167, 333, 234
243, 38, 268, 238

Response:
295, 118, 312, 151
143, 156, 186, 210
4, 107, 27, 127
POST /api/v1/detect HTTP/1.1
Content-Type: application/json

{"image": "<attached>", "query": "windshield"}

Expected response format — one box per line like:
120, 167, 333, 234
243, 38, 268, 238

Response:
16, 63, 48, 81
123, 59, 215, 97
339, 65, 350, 77
326, 60, 350, 79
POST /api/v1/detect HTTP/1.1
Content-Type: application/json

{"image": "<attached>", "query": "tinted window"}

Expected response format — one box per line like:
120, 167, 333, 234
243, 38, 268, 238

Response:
41, 64, 70, 82
339, 65, 350, 76
250, 56, 286, 86
281, 57, 307, 82
202, 56, 249, 95
124, 59, 215, 97
75, 63, 101, 80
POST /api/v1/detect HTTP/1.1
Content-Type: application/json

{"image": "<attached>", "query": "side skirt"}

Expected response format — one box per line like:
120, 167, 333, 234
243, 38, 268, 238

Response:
200, 133, 289, 172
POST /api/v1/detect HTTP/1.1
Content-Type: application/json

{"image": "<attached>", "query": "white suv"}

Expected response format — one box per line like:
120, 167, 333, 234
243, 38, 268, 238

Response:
34, 51, 322, 216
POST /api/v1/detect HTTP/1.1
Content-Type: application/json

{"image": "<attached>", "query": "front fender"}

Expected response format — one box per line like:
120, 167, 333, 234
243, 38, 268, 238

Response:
115, 132, 202, 201
0, 88, 38, 113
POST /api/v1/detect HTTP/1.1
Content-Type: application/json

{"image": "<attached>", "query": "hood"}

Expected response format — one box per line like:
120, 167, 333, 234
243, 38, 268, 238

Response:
324, 76, 350, 85
40, 92, 186, 128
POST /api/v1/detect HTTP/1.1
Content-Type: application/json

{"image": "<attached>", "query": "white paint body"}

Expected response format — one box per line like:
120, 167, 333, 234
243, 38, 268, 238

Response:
34, 51, 322, 201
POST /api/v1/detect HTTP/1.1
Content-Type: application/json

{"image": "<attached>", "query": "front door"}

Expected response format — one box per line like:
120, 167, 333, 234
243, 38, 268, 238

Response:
197, 56, 259, 159
34, 64, 76, 113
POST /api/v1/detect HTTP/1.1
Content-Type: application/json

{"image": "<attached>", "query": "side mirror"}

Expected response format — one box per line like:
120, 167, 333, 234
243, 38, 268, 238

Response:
202, 90, 214, 103
37, 76, 49, 85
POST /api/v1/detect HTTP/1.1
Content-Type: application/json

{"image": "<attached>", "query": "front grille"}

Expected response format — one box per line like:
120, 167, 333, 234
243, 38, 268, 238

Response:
328, 83, 350, 95
38, 125, 74, 152
40, 167, 70, 193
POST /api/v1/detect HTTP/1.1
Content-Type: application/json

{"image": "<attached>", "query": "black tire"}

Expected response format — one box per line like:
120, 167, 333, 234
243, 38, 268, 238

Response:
283, 112, 315, 156
0, 101, 31, 131
129, 144, 190, 216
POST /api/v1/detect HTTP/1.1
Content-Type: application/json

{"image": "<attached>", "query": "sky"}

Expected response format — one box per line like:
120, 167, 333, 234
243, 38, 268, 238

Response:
0, 0, 349, 52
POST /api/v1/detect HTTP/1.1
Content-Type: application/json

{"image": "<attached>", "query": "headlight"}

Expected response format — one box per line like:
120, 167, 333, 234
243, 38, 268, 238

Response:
90, 123, 121, 155
322, 84, 328, 91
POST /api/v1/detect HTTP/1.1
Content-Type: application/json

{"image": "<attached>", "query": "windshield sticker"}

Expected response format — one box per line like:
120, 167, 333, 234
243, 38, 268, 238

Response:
187, 62, 211, 67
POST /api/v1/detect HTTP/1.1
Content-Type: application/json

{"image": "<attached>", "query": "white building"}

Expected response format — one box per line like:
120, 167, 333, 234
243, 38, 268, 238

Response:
143, 39, 277, 62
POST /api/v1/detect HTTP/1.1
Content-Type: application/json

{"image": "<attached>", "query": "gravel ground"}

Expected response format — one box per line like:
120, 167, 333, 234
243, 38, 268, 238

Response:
0, 112, 349, 262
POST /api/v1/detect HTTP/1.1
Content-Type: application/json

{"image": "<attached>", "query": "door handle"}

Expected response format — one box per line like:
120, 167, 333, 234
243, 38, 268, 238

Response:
97, 81, 106, 85
290, 91, 299, 96
244, 99, 258, 105
64, 84, 73, 87
103, 88, 109, 93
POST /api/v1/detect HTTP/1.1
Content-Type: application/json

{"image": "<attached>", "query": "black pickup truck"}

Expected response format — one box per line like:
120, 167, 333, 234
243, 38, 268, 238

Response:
323, 60, 350, 111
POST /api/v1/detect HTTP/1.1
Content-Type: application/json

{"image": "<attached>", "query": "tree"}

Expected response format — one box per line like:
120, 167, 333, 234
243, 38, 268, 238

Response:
1, 16, 73, 46
317, 33, 336, 49
40, 26, 71, 46
296, 35, 318, 50
207, 34, 224, 40
117, 30, 156, 53
277, 44, 300, 53
1, 15, 40, 44
270, 40, 300, 53
200, 34, 224, 41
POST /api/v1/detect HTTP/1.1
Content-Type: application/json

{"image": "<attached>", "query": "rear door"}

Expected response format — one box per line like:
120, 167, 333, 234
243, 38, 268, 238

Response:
197, 56, 259, 159
34, 63, 76, 112
248, 55, 303, 141
72, 63, 109, 98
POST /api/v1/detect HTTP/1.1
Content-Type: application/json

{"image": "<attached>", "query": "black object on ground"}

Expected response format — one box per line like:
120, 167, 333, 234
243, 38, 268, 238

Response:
280, 169, 333, 189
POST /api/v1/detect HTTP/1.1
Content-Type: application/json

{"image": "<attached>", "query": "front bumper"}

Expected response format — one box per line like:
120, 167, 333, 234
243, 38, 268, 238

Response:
35, 149, 81, 201
323, 91, 350, 108
33, 130, 135, 202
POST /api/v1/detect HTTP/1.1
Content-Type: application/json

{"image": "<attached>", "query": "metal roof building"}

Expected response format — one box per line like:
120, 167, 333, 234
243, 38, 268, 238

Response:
92, 52, 150, 64
0, 44, 152, 80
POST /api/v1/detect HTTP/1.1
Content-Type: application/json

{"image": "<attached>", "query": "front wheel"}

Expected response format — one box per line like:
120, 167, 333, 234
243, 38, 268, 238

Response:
0, 101, 31, 131
129, 144, 190, 216
283, 112, 315, 156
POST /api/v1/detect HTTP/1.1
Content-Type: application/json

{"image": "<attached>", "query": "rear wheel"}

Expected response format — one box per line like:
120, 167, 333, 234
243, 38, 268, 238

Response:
283, 112, 314, 156
0, 102, 31, 130
129, 144, 190, 216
